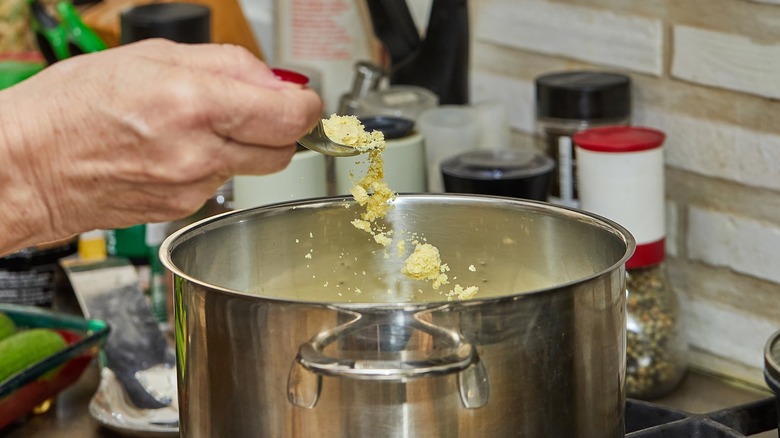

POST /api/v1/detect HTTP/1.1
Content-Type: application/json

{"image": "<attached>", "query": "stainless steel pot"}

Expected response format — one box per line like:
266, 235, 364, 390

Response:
161, 194, 634, 438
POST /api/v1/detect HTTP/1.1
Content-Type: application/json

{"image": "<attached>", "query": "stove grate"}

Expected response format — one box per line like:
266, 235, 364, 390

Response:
625, 397, 778, 437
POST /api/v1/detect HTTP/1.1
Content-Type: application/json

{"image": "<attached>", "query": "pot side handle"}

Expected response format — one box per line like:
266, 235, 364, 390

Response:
286, 309, 489, 410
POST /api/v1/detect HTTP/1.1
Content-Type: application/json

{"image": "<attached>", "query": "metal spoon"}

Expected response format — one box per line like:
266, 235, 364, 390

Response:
297, 120, 365, 157
269, 69, 366, 157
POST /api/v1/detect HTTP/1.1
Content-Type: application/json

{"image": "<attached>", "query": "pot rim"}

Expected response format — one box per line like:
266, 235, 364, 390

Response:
160, 193, 636, 308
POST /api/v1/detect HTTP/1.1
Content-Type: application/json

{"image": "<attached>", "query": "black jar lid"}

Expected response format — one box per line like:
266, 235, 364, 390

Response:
121, 3, 211, 45
358, 116, 415, 139
535, 71, 631, 120
441, 149, 554, 181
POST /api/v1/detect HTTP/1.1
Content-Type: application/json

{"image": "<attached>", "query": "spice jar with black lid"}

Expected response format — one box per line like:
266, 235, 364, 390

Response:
535, 71, 631, 208
574, 126, 688, 400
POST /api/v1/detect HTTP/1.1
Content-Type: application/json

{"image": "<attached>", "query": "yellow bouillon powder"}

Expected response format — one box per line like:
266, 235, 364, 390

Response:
322, 114, 385, 152
323, 114, 395, 246
321, 114, 476, 299
401, 243, 450, 289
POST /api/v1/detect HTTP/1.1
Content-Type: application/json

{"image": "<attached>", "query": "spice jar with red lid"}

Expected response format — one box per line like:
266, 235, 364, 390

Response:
574, 126, 688, 400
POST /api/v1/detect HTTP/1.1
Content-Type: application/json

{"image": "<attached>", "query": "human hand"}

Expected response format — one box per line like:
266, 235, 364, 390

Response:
0, 39, 322, 254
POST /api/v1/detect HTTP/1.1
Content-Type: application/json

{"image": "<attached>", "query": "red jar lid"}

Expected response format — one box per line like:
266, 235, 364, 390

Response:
627, 239, 665, 269
573, 126, 665, 153
271, 68, 310, 85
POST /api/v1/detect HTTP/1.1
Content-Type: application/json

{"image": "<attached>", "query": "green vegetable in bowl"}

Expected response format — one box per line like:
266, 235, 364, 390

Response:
0, 313, 15, 341
0, 328, 67, 383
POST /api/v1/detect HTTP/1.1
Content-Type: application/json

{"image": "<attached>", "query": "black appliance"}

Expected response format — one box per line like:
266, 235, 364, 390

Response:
365, 0, 469, 105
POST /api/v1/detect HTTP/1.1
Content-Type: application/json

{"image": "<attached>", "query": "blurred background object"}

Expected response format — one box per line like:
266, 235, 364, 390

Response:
233, 151, 327, 209
0, 52, 44, 91
535, 71, 631, 208
364, 0, 469, 105
441, 148, 554, 201
275, 0, 380, 114
28, 0, 107, 64
79, 0, 263, 58
334, 115, 426, 195
418, 105, 480, 192
0, 0, 37, 54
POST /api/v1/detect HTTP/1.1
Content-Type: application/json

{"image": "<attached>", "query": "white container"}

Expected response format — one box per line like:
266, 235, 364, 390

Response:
233, 150, 327, 209
335, 132, 426, 195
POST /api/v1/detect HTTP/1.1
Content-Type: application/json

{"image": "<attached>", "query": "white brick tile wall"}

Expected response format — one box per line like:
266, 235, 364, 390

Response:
475, 0, 664, 76
672, 25, 780, 99
471, 71, 535, 134
634, 107, 780, 192
666, 201, 679, 257
470, 0, 780, 388
747, 0, 780, 5
682, 296, 777, 380
687, 206, 780, 284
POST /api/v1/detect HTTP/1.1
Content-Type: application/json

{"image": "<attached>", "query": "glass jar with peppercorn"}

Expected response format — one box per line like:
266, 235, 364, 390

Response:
574, 126, 688, 399
624, 261, 687, 398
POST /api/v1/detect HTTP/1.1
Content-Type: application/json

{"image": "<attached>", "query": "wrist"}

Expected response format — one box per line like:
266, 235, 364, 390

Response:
0, 91, 57, 256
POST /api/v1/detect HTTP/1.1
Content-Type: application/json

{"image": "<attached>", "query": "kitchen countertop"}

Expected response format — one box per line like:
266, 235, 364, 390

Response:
0, 365, 774, 437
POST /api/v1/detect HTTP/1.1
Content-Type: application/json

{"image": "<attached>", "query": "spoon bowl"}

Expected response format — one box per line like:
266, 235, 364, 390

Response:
297, 120, 365, 157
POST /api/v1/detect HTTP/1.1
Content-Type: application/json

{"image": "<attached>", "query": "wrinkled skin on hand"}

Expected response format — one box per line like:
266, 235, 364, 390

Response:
0, 39, 322, 256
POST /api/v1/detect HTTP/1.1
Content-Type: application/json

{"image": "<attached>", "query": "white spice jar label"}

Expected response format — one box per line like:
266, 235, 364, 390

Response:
574, 127, 666, 247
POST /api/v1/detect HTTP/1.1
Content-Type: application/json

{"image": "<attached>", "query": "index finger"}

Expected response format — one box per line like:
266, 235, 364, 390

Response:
206, 78, 323, 147
125, 39, 297, 91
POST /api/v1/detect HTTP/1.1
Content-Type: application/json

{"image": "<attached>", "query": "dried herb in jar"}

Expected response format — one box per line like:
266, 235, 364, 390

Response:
625, 264, 688, 399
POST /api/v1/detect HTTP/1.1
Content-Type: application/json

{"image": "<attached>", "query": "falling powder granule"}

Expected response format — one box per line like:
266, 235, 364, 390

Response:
320, 114, 477, 299
323, 114, 395, 245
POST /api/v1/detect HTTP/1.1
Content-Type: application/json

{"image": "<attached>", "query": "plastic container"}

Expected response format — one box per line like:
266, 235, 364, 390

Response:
357, 85, 439, 121
441, 148, 554, 201
535, 71, 631, 207
418, 105, 480, 192
335, 116, 425, 195
575, 126, 688, 399
233, 151, 327, 208
0, 303, 109, 429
